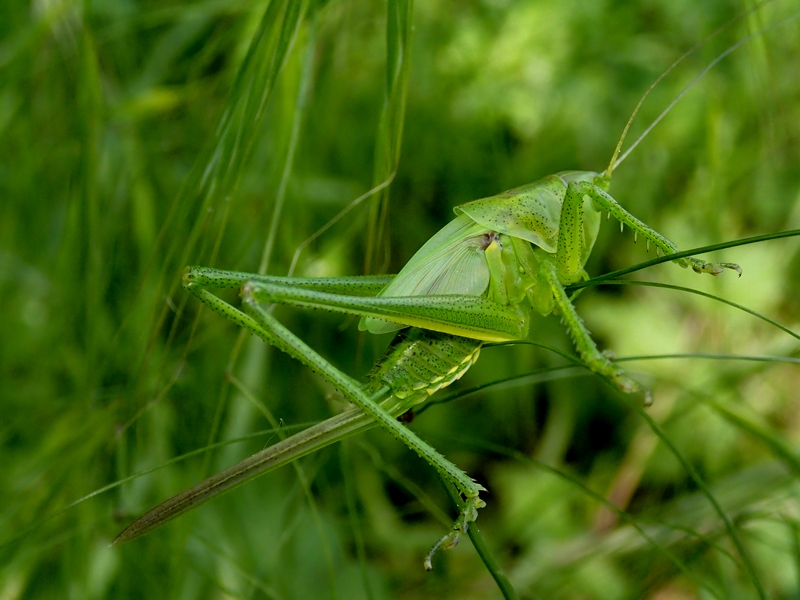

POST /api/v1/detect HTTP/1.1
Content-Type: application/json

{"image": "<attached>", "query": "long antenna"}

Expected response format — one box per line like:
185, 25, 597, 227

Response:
603, 0, 776, 179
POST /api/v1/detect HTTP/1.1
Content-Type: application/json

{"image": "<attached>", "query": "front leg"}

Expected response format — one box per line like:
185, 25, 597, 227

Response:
576, 182, 741, 276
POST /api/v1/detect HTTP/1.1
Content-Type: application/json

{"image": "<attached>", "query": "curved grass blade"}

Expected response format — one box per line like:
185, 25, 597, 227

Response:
364, 0, 414, 274
602, 279, 800, 342
568, 229, 800, 292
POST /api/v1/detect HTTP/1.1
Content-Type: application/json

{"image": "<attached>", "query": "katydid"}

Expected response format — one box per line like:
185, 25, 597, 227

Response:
114, 28, 747, 571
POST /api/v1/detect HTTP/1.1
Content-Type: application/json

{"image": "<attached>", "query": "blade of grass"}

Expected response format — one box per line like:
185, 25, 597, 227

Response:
364, 0, 414, 274
568, 229, 800, 292
602, 279, 800, 342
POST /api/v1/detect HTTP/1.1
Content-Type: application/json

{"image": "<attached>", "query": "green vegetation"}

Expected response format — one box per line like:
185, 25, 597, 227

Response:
1, 0, 799, 598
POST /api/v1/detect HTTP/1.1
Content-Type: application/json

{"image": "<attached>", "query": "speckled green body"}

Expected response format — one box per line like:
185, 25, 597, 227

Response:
116, 168, 740, 569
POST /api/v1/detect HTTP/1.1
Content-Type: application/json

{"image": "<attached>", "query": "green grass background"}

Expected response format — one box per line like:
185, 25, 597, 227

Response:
2, 0, 800, 598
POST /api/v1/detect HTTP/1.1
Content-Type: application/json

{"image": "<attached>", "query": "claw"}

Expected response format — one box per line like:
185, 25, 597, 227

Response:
688, 258, 742, 277
720, 262, 743, 277
612, 371, 653, 406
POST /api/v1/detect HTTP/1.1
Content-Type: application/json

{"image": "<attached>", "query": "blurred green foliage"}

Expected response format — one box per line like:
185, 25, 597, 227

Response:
1, 0, 800, 598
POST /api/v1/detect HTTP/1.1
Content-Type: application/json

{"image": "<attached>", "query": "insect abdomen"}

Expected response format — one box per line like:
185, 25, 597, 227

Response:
365, 329, 483, 402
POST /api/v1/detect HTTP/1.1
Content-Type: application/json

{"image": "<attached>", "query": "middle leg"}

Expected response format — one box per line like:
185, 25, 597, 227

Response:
540, 260, 652, 404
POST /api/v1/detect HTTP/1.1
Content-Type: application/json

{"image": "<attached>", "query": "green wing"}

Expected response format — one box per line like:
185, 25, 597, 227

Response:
359, 214, 492, 334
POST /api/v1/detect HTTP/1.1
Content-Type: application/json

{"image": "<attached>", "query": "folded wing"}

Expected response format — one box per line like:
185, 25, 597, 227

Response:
360, 214, 493, 334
